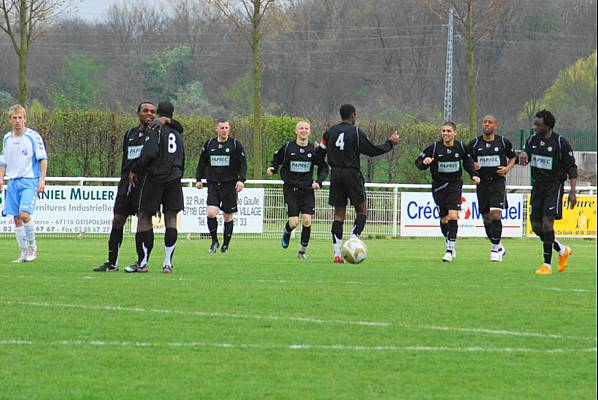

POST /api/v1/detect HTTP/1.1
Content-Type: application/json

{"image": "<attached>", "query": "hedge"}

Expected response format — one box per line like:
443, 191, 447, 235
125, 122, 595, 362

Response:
1, 111, 468, 184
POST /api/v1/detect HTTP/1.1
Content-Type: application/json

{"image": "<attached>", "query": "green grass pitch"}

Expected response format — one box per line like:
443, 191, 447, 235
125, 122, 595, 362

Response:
0, 237, 596, 399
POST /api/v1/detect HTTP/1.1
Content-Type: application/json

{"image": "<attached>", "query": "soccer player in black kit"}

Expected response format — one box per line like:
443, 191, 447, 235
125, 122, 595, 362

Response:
467, 115, 517, 262
126, 101, 185, 273
416, 121, 480, 262
196, 118, 247, 254
92, 101, 155, 272
318, 104, 399, 263
518, 110, 577, 276
267, 121, 329, 259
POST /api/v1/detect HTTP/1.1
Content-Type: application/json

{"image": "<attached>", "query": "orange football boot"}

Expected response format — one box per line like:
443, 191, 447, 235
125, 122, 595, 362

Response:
557, 246, 573, 272
535, 263, 553, 276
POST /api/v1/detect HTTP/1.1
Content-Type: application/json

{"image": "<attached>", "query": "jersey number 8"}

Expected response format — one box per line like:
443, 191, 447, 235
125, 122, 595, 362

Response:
168, 133, 177, 153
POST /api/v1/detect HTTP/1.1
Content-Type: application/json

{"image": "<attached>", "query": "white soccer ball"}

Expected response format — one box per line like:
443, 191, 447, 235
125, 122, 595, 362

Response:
341, 237, 368, 264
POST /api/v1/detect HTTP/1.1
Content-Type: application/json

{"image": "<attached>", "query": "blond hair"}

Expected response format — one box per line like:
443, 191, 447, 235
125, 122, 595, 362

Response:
295, 120, 310, 129
8, 104, 26, 119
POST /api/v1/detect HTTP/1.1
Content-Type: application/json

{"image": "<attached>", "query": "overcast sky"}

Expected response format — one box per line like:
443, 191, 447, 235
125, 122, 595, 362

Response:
73, 0, 163, 21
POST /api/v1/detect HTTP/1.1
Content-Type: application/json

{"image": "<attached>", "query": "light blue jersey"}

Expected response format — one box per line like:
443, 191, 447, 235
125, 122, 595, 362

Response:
0, 128, 47, 179
1, 128, 47, 216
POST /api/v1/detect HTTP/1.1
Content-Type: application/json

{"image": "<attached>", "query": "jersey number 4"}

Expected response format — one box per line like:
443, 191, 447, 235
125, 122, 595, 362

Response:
335, 133, 345, 151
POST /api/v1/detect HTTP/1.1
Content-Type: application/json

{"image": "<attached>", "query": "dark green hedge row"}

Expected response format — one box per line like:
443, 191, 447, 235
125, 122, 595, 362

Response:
1, 111, 468, 183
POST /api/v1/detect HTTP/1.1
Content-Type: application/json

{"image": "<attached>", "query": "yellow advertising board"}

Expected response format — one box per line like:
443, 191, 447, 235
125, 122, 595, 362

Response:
526, 195, 597, 238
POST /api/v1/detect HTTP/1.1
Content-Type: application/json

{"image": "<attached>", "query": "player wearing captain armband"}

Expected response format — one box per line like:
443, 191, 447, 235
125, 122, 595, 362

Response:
195, 118, 247, 254
518, 110, 577, 276
415, 121, 480, 263
267, 121, 329, 260
317, 104, 399, 264
0, 104, 47, 263
467, 115, 517, 262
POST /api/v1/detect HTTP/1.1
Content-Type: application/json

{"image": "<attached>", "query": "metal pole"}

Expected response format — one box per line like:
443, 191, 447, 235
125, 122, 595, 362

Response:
443, 9, 454, 121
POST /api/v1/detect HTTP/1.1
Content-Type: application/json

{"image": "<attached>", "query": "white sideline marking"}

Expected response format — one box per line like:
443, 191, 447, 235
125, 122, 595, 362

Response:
409, 325, 596, 341
1, 300, 595, 341
0, 300, 389, 327
0, 338, 595, 354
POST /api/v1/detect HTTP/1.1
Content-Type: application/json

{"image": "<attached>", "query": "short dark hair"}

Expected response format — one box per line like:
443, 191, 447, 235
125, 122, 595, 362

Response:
535, 109, 555, 129
442, 120, 457, 130
157, 101, 174, 118
137, 101, 154, 112
216, 118, 229, 124
339, 104, 356, 120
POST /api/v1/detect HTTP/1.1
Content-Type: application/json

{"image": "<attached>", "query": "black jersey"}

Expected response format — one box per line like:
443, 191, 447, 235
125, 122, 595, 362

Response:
120, 126, 150, 176
196, 137, 247, 183
467, 135, 517, 181
131, 124, 185, 183
523, 133, 577, 183
319, 122, 394, 170
415, 140, 477, 183
269, 141, 329, 188
120, 119, 184, 176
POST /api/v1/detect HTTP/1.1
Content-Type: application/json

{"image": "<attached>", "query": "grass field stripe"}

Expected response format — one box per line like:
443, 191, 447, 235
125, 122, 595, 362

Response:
1, 274, 593, 294
0, 339, 595, 354
0, 300, 390, 327
3, 300, 595, 341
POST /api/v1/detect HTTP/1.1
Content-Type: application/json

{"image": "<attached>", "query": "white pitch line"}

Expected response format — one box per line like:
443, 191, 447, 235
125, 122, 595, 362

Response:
1, 300, 595, 341
0, 300, 389, 327
0, 338, 595, 354
408, 324, 596, 341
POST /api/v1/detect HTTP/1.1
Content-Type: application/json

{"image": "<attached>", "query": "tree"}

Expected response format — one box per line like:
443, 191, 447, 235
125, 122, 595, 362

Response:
0, 89, 14, 109
427, 0, 507, 135
209, 0, 285, 179
174, 80, 221, 116
540, 52, 597, 130
143, 45, 194, 101
0, 0, 71, 105
49, 53, 104, 109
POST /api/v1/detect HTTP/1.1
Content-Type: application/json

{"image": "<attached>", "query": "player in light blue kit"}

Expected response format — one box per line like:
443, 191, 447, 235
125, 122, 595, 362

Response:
0, 104, 48, 263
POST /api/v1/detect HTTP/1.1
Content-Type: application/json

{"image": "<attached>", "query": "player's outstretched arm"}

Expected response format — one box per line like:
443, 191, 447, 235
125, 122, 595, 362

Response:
357, 128, 395, 157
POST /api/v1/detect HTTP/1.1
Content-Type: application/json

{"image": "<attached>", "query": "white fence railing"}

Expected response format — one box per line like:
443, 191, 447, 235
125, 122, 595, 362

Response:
1, 177, 595, 239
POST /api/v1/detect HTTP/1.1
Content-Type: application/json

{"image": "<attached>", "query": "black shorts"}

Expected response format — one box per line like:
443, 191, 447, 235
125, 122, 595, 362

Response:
328, 168, 366, 207
113, 175, 140, 216
207, 181, 238, 214
137, 176, 184, 214
476, 179, 507, 215
529, 180, 564, 223
284, 185, 315, 217
432, 180, 463, 218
